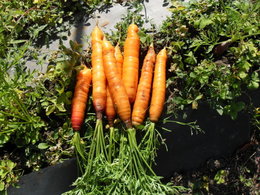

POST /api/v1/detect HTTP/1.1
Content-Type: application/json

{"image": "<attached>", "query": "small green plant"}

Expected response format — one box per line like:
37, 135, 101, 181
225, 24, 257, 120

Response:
214, 169, 229, 184
0, 0, 114, 189
191, 175, 210, 194
155, 0, 259, 119
0, 159, 19, 192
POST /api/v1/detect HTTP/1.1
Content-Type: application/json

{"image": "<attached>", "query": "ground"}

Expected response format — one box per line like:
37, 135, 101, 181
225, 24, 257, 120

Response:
171, 129, 259, 194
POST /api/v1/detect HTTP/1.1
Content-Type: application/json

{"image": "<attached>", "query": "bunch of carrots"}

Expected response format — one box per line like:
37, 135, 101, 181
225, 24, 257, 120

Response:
71, 23, 166, 144
67, 24, 178, 194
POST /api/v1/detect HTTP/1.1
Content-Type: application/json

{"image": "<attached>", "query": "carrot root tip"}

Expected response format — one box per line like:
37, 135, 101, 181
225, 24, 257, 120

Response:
96, 112, 103, 120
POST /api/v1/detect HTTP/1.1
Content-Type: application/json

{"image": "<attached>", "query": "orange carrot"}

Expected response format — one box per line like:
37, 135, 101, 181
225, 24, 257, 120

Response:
71, 66, 92, 131
122, 23, 140, 104
105, 44, 123, 127
114, 44, 123, 78
91, 26, 106, 119
102, 38, 131, 128
105, 88, 116, 127
132, 44, 156, 126
149, 48, 167, 122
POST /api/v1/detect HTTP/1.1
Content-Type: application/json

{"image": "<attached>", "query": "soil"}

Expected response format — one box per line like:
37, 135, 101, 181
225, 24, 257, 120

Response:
171, 129, 259, 195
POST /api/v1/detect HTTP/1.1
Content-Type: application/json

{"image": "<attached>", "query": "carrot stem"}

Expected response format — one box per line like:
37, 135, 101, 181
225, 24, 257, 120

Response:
85, 119, 107, 177
127, 128, 156, 176
108, 127, 114, 163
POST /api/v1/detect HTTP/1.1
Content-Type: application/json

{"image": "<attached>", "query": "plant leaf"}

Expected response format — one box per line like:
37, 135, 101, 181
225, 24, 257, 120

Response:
38, 143, 49, 149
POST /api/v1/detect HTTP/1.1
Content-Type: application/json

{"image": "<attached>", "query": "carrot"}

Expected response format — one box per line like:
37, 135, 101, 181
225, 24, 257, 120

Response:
84, 26, 108, 175
105, 43, 123, 162
105, 88, 116, 127
103, 38, 156, 182
115, 44, 123, 78
105, 44, 123, 127
71, 66, 92, 131
149, 48, 167, 122
138, 48, 167, 165
132, 44, 156, 126
91, 26, 106, 119
122, 23, 140, 104
102, 37, 131, 128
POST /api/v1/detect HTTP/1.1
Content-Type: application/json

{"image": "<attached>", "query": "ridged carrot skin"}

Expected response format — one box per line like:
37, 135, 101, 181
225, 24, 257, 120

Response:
115, 44, 123, 78
132, 45, 156, 126
71, 66, 92, 131
122, 24, 140, 104
102, 38, 132, 128
105, 88, 116, 127
105, 44, 123, 127
91, 26, 106, 119
149, 48, 167, 122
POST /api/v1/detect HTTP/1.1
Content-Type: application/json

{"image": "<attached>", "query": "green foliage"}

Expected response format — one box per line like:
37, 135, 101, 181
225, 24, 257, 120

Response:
214, 169, 229, 184
0, 38, 91, 192
0, 65, 45, 147
157, 0, 259, 119
0, 159, 19, 192
107, 1, 155, 50
0, 1, 92, 189
63, 129, 186, 195
0, 0, 116, 188
252, 107, 260, 131
0, 0, 259, 193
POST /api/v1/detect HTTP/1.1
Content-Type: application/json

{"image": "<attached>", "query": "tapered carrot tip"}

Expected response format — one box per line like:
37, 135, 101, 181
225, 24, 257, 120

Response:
72, 118, 82, 131
132, 121, 140, 127
91, 26, 104, 41
96, 112, 103, 120
125, 120, 132, 129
